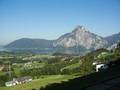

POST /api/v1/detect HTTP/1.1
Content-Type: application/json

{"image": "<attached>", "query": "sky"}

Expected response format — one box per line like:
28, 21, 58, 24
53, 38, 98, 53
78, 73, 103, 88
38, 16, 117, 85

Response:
0, 0, 120, 45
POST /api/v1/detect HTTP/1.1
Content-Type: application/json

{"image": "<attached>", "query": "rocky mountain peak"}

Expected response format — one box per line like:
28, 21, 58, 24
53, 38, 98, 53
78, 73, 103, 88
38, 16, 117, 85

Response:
54, 25, 108, 50
5, 25, 120, 54
72, 25, 87, 33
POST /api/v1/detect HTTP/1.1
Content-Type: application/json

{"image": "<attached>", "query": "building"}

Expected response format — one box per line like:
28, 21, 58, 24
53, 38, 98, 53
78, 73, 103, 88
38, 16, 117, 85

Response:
92, 61, 108, 72
5, 81, 16, 87
14, 76, 32, 84
96, 64, 108, 72
5, 76, 32, 87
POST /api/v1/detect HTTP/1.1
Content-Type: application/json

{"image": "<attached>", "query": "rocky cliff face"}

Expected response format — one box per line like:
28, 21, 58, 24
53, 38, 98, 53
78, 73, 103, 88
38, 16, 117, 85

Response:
53, 26, 108, 50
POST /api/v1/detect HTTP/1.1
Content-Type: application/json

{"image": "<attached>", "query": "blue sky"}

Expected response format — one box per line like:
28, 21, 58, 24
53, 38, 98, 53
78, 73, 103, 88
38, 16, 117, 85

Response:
0, 0, 120, 45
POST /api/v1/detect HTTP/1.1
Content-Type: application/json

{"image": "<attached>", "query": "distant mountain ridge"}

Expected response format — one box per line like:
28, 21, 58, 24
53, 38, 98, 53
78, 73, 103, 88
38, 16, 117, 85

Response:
105, 32, 120, 46
5, 25, 120, 54
5, 38, 54, 49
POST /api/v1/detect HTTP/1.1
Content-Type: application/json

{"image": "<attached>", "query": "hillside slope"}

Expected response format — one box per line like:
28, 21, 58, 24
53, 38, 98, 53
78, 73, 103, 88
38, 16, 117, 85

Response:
5, 38, 54, 49
105, 32, 120, 46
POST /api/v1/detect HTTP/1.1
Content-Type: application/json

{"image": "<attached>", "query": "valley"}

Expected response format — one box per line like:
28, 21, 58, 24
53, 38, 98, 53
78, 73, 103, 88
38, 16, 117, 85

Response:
0, 26, 120, 90
1, 0, 120, 90
0, 42, 120, 90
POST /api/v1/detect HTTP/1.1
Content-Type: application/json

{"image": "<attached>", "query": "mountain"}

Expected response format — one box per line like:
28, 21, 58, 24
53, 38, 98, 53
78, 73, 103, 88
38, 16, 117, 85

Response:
53, 26, 108, 50
5, 25, 119, 54
5, 38, 54, 49
105, 32, 120, 46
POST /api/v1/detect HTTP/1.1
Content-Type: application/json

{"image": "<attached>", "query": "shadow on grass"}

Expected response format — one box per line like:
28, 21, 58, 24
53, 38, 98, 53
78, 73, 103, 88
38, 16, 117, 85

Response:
40, 59, 120, 90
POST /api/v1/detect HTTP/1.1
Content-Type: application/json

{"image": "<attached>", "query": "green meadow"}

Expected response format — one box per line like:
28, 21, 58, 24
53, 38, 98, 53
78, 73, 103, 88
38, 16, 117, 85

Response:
0, 75, 75, 90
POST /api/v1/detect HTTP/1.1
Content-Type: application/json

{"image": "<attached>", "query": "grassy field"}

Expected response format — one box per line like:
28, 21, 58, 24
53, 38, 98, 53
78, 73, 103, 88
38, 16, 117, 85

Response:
22, 55, 54, 60
0, 75, 75, 90
61, 63, 80, 70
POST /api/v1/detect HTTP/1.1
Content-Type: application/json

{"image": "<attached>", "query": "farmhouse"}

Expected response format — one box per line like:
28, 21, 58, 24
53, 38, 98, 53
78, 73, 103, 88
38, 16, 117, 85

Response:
14, 76, 32, 84
92, 61, 108, 72
5, 81, 16, 87
5, 76, 32, 87
96, 64, 108, 72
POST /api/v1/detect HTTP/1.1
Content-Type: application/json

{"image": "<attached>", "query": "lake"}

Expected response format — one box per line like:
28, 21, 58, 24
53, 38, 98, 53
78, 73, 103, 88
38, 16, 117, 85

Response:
0, 46, 7, 51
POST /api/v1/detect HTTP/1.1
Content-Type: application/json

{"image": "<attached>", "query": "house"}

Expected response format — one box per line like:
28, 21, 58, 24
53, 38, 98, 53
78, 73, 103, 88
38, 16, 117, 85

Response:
5, 76, 32, 87
96, 64, 108, 72
5, 81, 16, 87
14, 76, 32, 84
92, 61, 108, 72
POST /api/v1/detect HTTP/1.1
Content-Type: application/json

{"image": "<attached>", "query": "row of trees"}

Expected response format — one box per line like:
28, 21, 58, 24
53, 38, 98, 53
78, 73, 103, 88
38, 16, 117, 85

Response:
20, 59, 80, 78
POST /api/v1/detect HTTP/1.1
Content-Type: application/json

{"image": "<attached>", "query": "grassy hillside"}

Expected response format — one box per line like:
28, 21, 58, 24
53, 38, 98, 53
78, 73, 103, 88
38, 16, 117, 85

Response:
62, 63, 80, 70
40, 62, 120, 90
0, 42, 119, 90
0, 75, 75, 90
